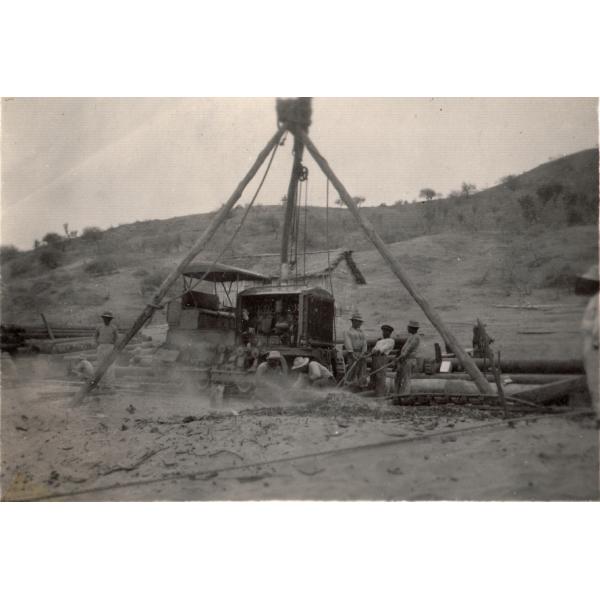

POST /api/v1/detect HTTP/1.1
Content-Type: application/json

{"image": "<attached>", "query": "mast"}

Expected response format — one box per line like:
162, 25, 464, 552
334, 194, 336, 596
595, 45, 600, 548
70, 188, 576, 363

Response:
276, 98, 312, 280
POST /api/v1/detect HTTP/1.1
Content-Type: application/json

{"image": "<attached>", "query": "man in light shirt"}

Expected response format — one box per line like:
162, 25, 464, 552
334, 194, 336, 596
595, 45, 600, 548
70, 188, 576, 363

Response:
94, 310, 119, 389
371, 324, 395, 396
343, 312, 368, 389
291, 356, 335, 388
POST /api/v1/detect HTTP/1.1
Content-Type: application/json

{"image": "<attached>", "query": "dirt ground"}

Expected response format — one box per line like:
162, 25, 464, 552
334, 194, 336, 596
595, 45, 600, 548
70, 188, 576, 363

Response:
1, 371, 598, 501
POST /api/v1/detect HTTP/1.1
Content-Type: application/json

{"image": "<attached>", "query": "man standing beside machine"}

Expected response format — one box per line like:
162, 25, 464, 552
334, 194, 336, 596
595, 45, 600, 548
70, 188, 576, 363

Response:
343, 312, 368, 389
395, 320, 421, 396
371, 324, 395, 397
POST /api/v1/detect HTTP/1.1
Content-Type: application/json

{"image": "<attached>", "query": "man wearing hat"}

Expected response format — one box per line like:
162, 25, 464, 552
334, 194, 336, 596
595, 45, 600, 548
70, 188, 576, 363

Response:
94, 311, 119, 389
371, 324, 395, 396
291, 356, 335, 389
395, 320, 421, 396
255, 350, 289, 384
343, 312, 368, 388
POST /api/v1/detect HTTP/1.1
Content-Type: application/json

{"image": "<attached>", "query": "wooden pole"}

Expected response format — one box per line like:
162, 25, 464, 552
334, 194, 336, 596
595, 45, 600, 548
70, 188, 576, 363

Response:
298, 129, 494, 394
72, 127, 285, 403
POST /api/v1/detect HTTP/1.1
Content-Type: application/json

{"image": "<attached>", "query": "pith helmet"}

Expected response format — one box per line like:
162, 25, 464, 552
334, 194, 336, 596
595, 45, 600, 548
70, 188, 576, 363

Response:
408, 320, 420, 329
101, 311, 114, 319
381, 324, 394, 332
350, 312, 363, 322
267, 350, 282, 360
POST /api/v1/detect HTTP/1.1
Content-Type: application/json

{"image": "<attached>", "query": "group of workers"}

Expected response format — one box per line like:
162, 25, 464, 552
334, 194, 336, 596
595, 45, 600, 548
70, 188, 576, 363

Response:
255, 350, 336, 389
254, 311, 422, 396
77, 308, 421, 397
343, 311, 421, 396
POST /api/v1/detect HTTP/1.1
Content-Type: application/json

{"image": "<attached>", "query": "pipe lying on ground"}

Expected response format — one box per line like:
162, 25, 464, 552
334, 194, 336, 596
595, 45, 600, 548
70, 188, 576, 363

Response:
413, 373, 574, 385
450, 358, 584, 374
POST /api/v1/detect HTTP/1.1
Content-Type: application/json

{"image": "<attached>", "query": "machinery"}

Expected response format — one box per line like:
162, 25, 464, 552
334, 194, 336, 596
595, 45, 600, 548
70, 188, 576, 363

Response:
164, 260, 337, 392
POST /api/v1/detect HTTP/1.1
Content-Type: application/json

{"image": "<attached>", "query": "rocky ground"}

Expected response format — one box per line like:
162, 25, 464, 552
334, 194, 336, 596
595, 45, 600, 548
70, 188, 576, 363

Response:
2, 371, 598, 502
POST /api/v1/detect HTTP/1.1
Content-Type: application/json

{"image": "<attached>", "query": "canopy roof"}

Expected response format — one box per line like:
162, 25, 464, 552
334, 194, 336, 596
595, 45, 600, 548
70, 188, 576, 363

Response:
182, 262, 270, 282
239, 284, 333, 297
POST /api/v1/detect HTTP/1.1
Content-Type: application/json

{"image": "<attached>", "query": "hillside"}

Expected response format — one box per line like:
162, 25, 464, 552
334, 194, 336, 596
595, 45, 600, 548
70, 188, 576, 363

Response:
1, 148, 598, 358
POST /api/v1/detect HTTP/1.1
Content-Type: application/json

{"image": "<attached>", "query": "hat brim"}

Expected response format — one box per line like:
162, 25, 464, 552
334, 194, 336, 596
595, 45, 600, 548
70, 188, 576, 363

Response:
292, 358, 310, 370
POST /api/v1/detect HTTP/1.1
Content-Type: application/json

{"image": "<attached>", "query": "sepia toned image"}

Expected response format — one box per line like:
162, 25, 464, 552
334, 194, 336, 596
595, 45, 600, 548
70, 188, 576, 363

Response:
1, 97, 598, 501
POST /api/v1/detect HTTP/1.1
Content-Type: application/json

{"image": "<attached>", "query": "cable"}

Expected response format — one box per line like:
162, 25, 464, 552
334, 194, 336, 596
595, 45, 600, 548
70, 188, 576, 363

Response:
303, 173, 308, 280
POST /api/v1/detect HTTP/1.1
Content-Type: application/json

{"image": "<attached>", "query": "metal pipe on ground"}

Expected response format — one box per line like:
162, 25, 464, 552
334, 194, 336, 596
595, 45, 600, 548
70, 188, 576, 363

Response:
449, 358, 584, 374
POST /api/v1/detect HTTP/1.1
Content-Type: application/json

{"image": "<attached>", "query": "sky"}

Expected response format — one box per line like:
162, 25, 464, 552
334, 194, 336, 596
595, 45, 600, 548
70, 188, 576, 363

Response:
1, 97, 597, 249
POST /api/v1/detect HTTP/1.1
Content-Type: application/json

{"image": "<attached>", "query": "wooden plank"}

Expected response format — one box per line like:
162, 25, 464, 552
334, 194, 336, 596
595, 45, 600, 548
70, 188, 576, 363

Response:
72, 127, 285, 403
298, 129, 494, 395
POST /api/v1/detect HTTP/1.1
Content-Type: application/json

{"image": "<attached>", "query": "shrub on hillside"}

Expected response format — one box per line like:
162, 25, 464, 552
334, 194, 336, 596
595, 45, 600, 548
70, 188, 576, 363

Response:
499, 174, 519, 191
8, 257, 35, 278
84, 257, 118, 276
140, 270, 169, 294
517, 194, 539, 224
0, 245, 20, 263
42, 232, 63, 247
536, 182, 564, 205
81, 226, 103, 248
38, 247, 63, 269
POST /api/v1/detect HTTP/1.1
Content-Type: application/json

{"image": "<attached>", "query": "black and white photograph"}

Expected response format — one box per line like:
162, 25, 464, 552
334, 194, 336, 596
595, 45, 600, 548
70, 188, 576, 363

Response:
1, 96, 598, 502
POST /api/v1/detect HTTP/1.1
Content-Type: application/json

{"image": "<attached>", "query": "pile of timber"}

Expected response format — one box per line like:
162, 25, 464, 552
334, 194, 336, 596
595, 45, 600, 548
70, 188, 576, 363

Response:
20, 325, 130, 340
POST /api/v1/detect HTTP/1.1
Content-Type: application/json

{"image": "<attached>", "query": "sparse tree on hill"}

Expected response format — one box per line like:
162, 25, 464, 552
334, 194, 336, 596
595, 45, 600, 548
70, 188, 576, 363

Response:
335, 196, 365, 208
419, 188, 437, 202
500, 174, 519, 191
34, 239, 40, 249
42, 232, 62, 247
461, 182, 477, 198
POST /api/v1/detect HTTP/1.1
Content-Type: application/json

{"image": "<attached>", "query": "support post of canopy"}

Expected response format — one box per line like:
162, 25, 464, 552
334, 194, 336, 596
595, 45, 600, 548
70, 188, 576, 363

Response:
72, 127, 285, 404
297, 128, 494, 395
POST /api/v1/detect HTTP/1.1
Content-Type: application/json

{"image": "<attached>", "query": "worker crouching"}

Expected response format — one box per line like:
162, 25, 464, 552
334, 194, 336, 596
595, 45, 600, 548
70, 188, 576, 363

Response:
291, 356, 335, 389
